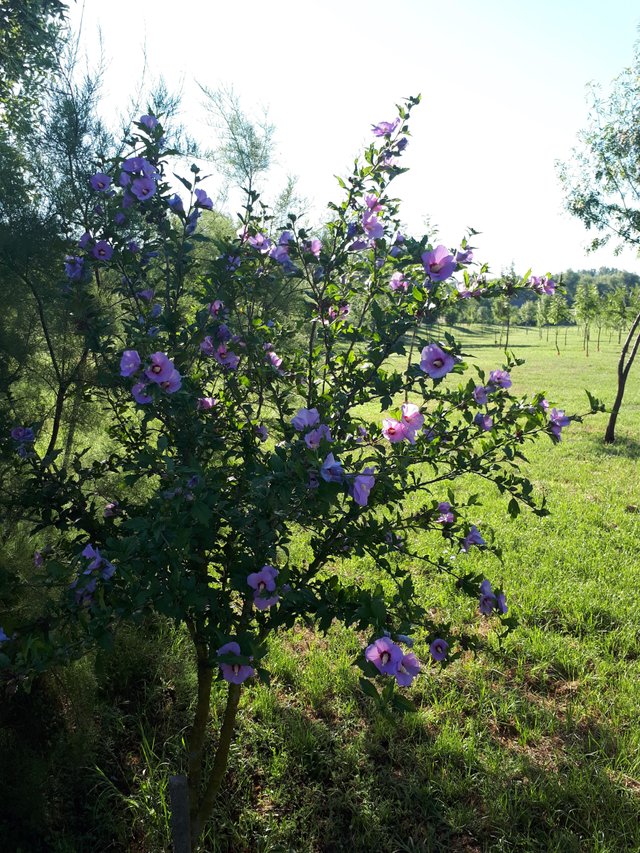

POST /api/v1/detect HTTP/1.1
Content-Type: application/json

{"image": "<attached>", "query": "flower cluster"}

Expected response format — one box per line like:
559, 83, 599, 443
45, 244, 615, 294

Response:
478, 579, 507, 616
120, 350, 182, 403
70, 544, 115, 605
382, 402, 424, 444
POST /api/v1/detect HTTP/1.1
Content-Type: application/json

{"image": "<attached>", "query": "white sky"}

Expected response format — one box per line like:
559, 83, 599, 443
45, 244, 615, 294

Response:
69, 0, 640, 277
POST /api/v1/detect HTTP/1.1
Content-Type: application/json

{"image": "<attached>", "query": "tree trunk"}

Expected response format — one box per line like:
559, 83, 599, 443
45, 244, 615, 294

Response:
605, 310, 640, 443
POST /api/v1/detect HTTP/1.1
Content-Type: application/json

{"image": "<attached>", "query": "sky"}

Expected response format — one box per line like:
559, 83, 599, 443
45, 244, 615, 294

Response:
68, 0, 640, 277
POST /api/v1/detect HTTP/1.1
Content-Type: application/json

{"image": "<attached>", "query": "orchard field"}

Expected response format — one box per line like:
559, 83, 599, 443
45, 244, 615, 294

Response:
3, 325, 639, 853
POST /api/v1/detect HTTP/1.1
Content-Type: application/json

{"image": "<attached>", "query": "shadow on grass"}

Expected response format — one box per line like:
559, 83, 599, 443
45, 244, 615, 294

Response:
585, 431, 640, 461
199, 681, 640, 853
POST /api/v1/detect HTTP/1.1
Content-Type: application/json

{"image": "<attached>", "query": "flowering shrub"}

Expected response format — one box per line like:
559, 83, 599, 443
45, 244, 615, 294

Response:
0, 96, 598, 846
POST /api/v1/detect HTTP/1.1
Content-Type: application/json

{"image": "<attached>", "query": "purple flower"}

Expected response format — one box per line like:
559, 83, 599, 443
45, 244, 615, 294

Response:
436, 502, 454, 524
137, 288, 155, 301
248, 233, 272, 253
185, 210, 200, 235
103, 501, 119, 518
351, 467, 375, 507
145, 352, 175, 384
371, 118, 400, 137
255, 423, 269, 442
389, 271, 409, 292
420, 344, 455, 379
473, 385, 489, 405
488, 369, 512, 389
365, 636, 403, 674
226, 254, 241, 270
247, 564, 279, 610
79, 231, 92, 249
304, 424, 332, 449
496, 592, 508, 614
421, 245, 456, 282
132, 382, 153, 404
549, 407, 570, 439
64, 256, 84, 281
479, 595, 495, 616
113, 211, 126, 227
362, 211, 384, 240
197, 396, 217, 411
139, 113, 159, 130
213, 344, 240, 370
395, 652, 420, 687
11, 426, 34, 443
121, 156, 157, 177
529, 275, 556, 295
429, 638, 449, 662
127, 240, 140, 254
292, 407, 320, 431
217, 641, 254, 684
0, 627, 9, 644
168, 193, 184, 213
34, 550, 44, 567
474, 412, 493, 431
320, 452, 343, 483
120, 349, 141, 377
462, 525, 486, 552
81, 544, 115, 580
90, 172, 112, 192
131, 176, 157, 202
92, 240, 113, 262
194, 188, 213, 210
308, 471, 320, 489
456, 247, 474, 264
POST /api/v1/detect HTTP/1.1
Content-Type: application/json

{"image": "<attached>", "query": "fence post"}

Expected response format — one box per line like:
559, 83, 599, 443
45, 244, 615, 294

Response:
169, 774, 191, 853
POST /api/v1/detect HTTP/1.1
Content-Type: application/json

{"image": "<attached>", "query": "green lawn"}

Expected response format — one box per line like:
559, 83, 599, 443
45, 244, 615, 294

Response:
2, 325, 639, 852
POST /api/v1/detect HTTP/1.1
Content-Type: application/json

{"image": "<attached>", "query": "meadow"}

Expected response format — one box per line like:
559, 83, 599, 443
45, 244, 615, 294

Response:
2, 324, 639, 853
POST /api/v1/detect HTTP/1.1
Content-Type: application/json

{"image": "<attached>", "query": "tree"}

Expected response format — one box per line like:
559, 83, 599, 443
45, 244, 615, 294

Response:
559, 40, 640, 442
1, 98, 600, 850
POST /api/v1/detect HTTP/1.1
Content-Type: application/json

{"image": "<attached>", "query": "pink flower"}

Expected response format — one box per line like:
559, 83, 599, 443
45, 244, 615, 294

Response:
382, 418, 411, 443
389, 271, 409, 292
197, 397, 217, 411
362, 211, 384, 240
401, 403, 424, 433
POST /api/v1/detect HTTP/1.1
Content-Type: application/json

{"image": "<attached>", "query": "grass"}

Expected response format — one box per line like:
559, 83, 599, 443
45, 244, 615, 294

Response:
2, 324, 640, 851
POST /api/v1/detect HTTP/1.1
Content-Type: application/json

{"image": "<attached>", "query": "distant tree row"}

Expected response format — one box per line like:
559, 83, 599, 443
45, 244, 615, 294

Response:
442, 270, 640, 356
